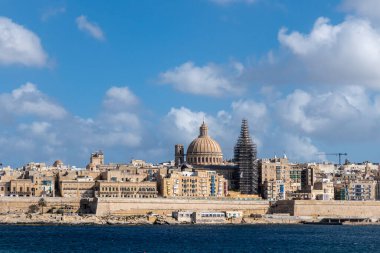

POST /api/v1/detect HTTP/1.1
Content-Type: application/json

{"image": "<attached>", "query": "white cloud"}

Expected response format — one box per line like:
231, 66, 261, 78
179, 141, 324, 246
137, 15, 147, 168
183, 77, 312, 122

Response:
76, 15, 105, 41
0, 17, 48, 66
0, 83, 67, 120
103, 86, 139, 110
85, 86, 142, 148
277, 90, 316, 133
283, 134, 322, 162
19, 121, 51, 135
165, 107, 207, 144
93, 132, 141, 147
159, 61, 244, 97
210, 0, 257, 6
276, 17, 380, 88
276, 86, 380, 142
341, 0, 380, 22
231, 100, 268, 132
0, 84, 143, 167
18, 121, 60, 146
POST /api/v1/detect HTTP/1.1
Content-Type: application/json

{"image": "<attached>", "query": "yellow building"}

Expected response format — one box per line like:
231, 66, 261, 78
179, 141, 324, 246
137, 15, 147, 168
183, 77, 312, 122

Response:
312, 181, 335, 200
259, 157, 290, 199
100, 170, 147, 183
260, 157, 290, 184
348, 180, 377, 201
96, 181, 157, 198
59, 180, 96, 198
86, 151, 104, 171
262, 180, 286, 200
159, 170, 228, 198
9, 179, 35, 197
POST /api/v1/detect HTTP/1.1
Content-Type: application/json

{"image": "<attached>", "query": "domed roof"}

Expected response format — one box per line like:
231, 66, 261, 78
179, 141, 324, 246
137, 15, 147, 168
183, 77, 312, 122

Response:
187, 136, 222, 155
186, 122, 223, 156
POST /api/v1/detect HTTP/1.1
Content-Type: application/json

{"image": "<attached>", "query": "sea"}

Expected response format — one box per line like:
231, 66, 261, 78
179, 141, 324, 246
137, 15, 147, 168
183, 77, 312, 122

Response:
0, 224, 379, 252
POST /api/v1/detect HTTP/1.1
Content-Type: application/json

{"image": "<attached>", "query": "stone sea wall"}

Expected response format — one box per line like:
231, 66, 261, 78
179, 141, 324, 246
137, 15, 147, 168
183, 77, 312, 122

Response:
0, 197, 269, 216
274, 200, 380, 218
0, 197, 90, 214
4, 197, 380, 220
95, 198, 270, 216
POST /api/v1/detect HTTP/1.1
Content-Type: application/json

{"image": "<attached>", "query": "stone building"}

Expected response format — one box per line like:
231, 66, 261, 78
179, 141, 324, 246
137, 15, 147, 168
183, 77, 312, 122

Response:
334, 184, 348, 200
259, 156, 289, 199
0, 168, 22, 196
194, 165, 238, 190
96, 181, 157, 198
311, 180, 334, 200
288, 164, 303, 193
301, 166, 317, 191
159, 170, 228, 198
347, 180, 377, 201
262, 180, 285, 200
59, 179, 96, 198
9, 179, 35, 197
174, 144, 185, 166
86, 151, 104, 171
100, 170, 147, 183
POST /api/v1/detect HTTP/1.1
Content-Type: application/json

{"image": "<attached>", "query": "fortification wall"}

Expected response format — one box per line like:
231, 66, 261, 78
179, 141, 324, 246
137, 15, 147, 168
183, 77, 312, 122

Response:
95, 198, 270, 216
0, 197, 86, 214
274, 200, 380, 218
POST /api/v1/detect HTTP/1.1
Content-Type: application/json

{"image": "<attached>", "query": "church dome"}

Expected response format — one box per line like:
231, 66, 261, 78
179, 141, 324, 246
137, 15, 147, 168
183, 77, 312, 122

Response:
186, 122, 223, 165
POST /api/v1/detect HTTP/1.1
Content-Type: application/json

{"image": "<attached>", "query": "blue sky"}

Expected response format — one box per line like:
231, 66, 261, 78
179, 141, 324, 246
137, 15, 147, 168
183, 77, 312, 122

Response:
1, 0, 380, 167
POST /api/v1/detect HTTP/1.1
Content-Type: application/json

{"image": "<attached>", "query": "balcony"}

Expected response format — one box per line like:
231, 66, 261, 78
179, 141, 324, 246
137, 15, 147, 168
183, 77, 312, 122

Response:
9, 191, 32, 196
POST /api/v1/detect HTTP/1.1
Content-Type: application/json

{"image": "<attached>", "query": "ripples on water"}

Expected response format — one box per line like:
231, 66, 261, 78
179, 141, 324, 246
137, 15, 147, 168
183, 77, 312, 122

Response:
0, 224, 379, 252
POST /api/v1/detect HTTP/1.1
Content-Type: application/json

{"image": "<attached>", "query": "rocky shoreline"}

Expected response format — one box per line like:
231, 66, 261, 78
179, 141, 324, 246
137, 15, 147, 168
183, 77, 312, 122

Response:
0, 213, 304, 226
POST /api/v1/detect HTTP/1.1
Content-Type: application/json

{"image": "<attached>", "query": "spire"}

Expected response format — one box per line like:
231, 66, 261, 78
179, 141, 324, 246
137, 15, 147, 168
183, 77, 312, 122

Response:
234, 119, 258, 194
236, 119, 253, 145
199, 121, 208, 137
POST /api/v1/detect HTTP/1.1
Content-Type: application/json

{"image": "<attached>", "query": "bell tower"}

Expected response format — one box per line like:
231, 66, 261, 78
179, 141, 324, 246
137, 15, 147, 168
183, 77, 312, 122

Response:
175, 144, 185, 166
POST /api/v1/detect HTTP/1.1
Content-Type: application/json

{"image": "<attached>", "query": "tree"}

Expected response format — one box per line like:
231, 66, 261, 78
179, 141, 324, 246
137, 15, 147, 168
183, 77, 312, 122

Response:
38, 198, 47, 214
28, 204, 39, 214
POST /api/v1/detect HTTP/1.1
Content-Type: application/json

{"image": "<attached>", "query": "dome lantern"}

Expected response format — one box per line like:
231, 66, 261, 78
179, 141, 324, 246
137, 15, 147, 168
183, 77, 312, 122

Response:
199, 121, 208, 137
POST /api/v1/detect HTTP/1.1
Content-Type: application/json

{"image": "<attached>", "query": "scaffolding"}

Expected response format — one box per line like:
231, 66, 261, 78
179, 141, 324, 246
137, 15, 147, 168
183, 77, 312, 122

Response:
234, 119, 258, 194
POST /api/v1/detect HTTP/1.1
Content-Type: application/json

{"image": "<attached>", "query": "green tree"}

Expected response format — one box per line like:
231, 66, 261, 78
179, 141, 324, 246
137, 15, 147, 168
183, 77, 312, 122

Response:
38, 198, 47, 214
28, 204, 39, 214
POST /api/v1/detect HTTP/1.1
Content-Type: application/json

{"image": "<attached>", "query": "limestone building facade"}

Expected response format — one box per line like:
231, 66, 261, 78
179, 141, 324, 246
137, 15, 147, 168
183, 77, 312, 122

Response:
159, 170, 228, 198
96, 181, 157, 198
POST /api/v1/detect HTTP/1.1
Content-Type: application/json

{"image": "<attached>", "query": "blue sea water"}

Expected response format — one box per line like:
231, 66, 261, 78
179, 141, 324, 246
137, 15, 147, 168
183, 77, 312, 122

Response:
0, 224, 379, 252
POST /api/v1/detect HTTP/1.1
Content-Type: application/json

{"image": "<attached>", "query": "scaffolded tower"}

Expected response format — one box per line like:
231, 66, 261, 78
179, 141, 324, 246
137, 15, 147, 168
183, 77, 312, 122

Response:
234, 119, 258, 194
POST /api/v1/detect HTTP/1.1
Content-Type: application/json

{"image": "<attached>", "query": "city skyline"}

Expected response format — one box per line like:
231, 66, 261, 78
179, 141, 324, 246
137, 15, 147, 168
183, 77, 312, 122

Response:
1, 0, 380, 167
